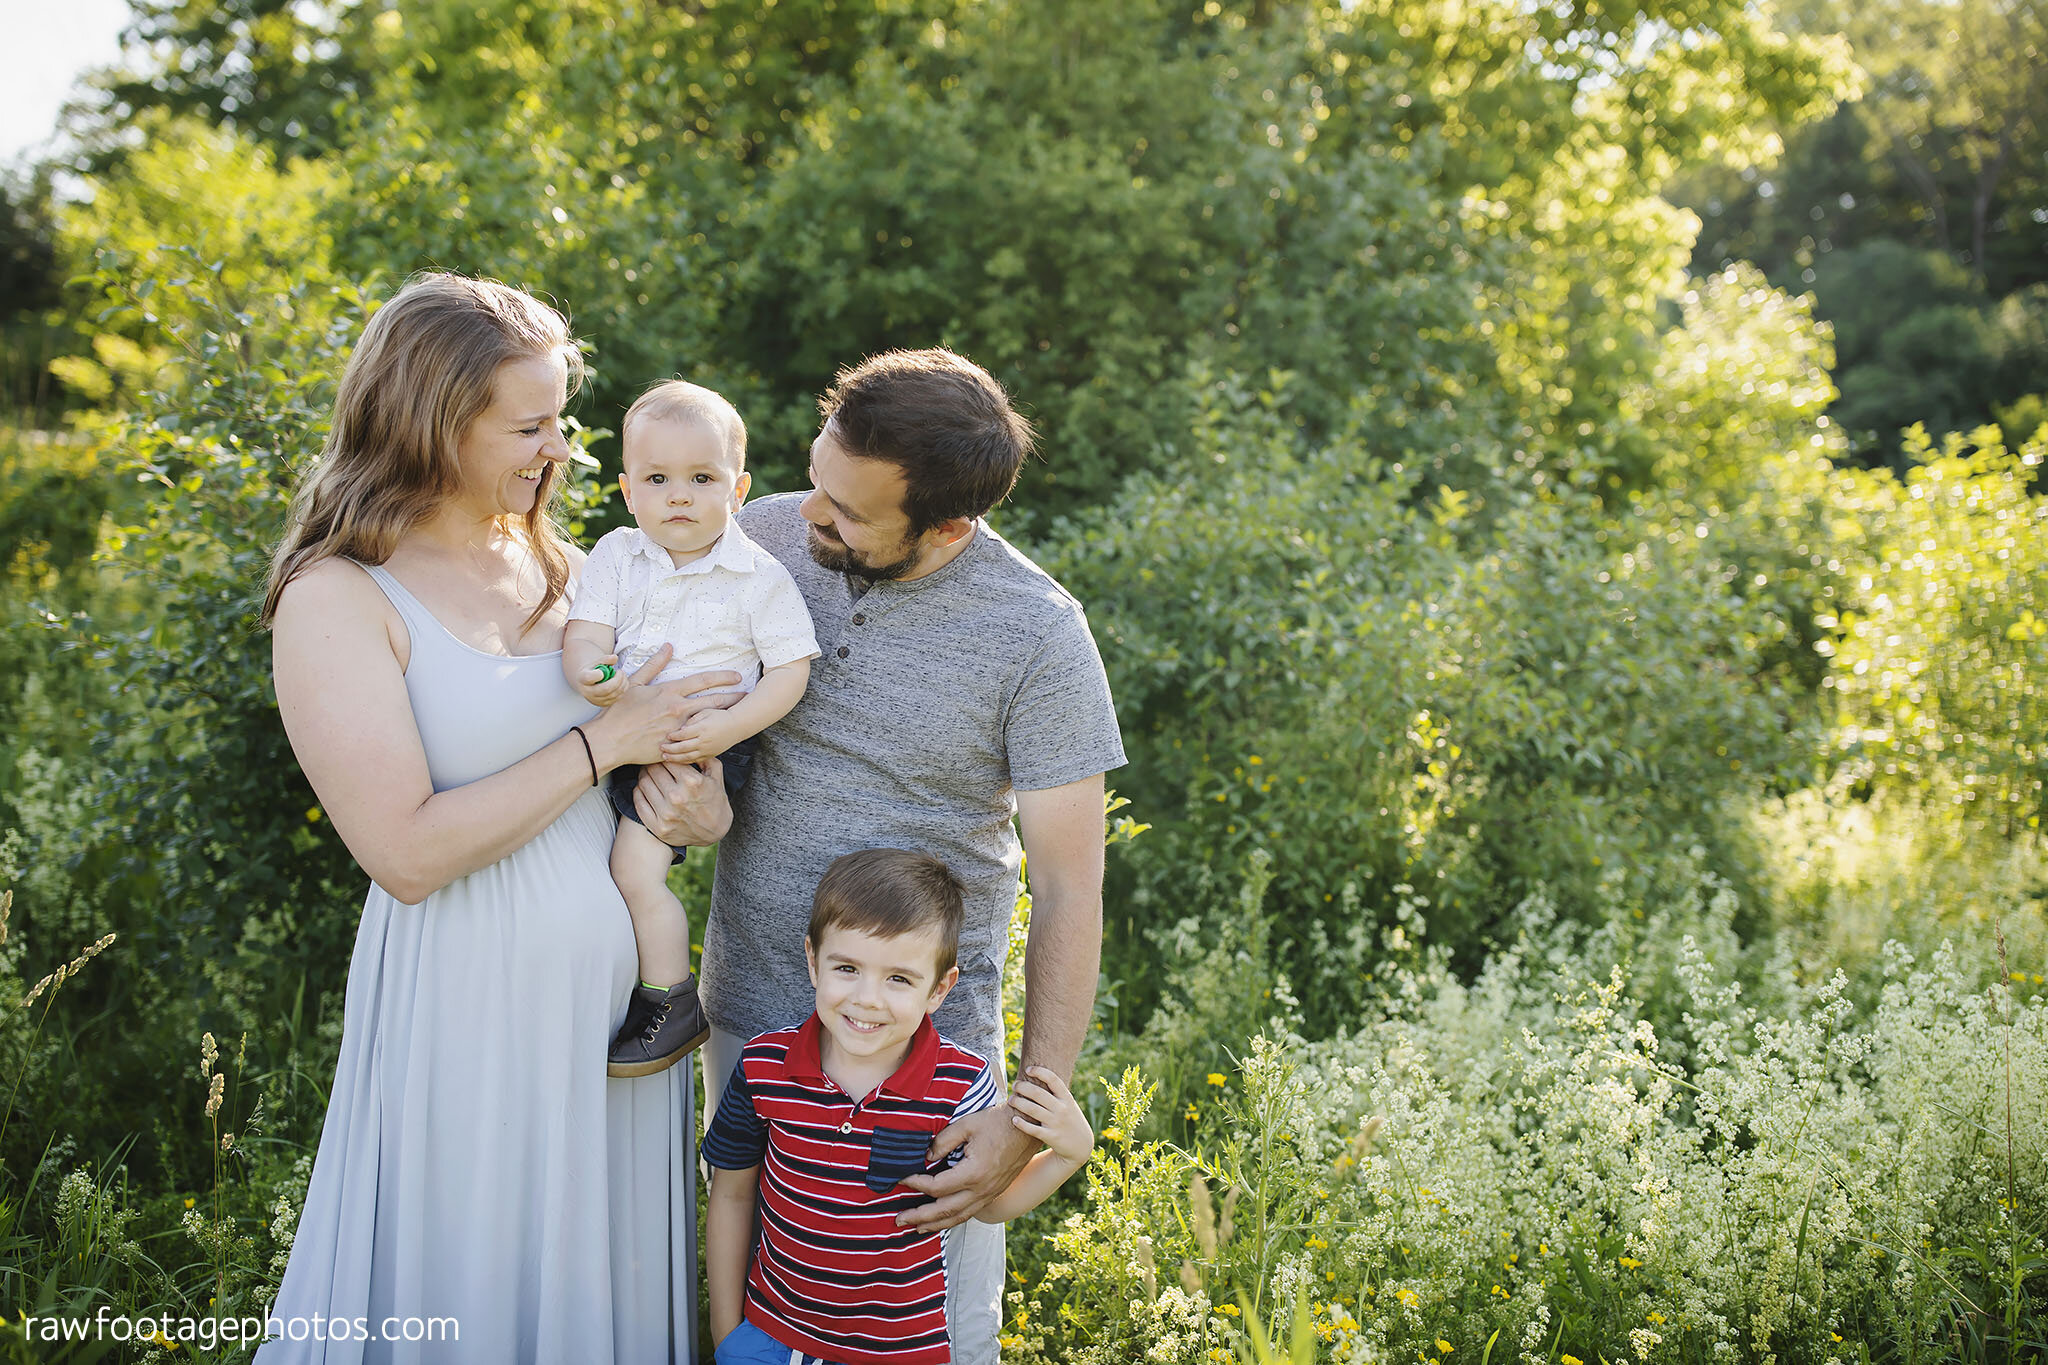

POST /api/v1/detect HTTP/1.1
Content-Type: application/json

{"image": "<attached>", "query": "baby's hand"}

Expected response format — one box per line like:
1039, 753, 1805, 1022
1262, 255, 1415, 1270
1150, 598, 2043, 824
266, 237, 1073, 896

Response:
669, 710, 742, 764
574, 656, 627, 706
1009, 1067, 1092, 1165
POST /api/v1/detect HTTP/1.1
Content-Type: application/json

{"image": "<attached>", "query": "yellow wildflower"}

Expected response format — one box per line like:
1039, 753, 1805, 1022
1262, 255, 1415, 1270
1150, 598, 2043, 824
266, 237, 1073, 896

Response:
1647, 1312, 1666, 1326
1618, 1256, 1643, 1269
1207, 1073, 1228, 1086
1437, 1339, 1453, 1354
1306, 1236, 1328, 1250
1102, 1127, 1124, 1143
1830, 1333, 1843, 1343
1564, 1356, 1583, 1365
1396, 1289, 1420, 1308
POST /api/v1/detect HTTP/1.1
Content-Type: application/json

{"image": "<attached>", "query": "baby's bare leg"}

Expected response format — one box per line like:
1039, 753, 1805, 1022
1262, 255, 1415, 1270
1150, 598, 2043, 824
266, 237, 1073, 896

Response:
611, 820, 691, 988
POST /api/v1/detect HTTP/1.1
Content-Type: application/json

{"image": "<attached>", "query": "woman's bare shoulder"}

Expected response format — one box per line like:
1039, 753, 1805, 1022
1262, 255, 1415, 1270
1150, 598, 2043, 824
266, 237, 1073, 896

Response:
271, 557, 405, 659
274, 555, 382, 615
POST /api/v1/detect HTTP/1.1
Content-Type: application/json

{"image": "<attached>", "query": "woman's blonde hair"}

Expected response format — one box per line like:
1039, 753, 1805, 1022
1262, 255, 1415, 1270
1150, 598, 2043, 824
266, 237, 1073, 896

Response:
261, 272, 584, 628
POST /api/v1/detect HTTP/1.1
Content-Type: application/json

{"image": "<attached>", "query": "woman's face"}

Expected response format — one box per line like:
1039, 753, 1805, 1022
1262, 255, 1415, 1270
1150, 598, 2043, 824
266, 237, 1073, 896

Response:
453, 352, 572, 519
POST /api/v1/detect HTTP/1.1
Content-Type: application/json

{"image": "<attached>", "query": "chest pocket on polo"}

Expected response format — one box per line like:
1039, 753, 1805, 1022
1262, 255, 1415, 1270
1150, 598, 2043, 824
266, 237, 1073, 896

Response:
866, 1126, 934, 1192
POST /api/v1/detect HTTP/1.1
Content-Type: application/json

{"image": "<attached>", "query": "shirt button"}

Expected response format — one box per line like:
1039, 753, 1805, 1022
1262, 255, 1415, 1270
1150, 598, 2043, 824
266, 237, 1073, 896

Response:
851, 612, 866, 625
840, 1120, 853, 1134
836, 646, 850, 659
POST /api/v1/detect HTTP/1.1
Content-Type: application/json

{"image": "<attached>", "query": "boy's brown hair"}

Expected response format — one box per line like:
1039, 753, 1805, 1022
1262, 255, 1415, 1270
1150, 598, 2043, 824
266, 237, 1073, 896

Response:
807, 849, 966, 976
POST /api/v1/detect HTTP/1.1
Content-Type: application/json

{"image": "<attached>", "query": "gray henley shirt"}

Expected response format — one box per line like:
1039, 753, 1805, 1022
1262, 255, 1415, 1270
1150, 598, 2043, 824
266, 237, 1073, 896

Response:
702, 492, 1127, 1067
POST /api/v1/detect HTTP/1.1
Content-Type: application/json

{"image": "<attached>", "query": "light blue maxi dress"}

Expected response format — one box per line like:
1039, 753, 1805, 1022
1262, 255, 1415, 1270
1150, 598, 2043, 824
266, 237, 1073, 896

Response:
258, 563, 697, 1365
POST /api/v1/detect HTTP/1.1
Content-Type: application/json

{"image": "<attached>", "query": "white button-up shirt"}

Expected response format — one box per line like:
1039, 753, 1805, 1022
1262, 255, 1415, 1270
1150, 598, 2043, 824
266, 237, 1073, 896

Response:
571, 521, 820, 690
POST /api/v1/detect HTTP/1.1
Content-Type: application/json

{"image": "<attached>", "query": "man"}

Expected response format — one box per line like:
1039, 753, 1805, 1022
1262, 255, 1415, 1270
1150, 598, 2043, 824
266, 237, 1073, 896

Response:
694, 348, 1125, 1361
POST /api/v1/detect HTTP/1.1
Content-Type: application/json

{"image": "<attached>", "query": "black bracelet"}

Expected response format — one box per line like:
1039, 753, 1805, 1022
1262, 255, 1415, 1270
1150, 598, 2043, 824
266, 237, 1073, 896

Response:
568, 725, 598, 787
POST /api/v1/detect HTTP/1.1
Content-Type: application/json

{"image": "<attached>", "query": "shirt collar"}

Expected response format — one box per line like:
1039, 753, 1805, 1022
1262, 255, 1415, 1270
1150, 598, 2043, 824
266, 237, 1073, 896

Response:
787, 1012, 942, 1102
619, 519, 767, 575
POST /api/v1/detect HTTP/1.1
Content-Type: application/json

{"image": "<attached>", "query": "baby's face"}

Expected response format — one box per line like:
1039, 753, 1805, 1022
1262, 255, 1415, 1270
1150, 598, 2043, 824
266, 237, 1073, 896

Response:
618, 417, 750, 563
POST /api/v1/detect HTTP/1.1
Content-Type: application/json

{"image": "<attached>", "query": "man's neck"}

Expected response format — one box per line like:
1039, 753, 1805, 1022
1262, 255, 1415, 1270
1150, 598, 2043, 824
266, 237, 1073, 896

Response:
897, 519, 979, 582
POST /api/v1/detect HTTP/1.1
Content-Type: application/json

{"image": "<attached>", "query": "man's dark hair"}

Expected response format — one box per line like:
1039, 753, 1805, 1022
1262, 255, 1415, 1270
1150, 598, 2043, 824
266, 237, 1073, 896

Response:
819, 348, 1034, 534
807, 848, 966, 976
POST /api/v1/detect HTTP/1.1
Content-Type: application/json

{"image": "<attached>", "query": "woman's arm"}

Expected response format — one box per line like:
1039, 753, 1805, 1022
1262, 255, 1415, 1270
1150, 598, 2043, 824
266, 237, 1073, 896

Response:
706, 1164, 761, 1343
272, 558, 695, 903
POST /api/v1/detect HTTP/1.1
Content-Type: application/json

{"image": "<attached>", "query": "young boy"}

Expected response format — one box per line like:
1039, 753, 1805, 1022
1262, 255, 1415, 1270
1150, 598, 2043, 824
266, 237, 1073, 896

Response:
702, 849, 1092, 1365
564, 381, 820, 1077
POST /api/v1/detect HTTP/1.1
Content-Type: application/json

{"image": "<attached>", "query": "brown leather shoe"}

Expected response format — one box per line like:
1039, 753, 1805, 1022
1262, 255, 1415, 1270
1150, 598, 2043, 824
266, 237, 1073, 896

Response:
607, 976, 711, 1078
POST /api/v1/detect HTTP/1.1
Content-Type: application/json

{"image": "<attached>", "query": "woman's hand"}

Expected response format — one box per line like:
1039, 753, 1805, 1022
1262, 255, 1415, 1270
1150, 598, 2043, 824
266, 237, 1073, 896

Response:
656, 674, 749, 764
586, 655, 743, 770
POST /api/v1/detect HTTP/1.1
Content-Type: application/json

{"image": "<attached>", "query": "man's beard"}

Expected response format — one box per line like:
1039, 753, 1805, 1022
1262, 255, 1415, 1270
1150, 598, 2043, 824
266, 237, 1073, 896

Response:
806, 525, 924, 582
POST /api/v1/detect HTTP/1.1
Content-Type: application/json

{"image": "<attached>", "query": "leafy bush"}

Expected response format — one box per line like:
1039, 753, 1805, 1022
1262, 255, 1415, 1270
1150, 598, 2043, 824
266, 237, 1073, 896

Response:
1820, 426, 2048, 831
1011, 861, 2048, 1365
1045, 376, 1809, 1027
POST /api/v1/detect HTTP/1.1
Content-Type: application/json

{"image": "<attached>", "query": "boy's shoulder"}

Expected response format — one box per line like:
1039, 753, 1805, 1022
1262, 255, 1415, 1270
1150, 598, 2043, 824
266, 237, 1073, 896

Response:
930, 1031, 992, 1077
716, 517, 800, 582
584, 524, 653, 569
740, 1022, 806, 1057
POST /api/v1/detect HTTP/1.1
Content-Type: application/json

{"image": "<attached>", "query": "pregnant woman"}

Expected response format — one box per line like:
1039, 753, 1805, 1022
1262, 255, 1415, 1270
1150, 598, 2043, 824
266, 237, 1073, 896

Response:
257, 273, 732, 1362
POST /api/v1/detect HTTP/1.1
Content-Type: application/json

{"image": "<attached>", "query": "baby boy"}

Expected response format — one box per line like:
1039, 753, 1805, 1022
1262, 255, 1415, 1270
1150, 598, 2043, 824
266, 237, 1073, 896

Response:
565, 380, 820, 1078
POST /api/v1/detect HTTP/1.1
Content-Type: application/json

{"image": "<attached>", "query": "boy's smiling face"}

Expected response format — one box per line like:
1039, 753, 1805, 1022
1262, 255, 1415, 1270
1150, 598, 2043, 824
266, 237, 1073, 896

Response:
805, 922, 959, 1076
619, 416, 750, 564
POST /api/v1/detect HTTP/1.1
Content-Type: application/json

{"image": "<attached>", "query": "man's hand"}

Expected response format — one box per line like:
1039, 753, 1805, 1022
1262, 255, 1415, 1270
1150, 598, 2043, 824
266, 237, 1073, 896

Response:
894, 1105, 1036, 1231
634, 758, 733, 847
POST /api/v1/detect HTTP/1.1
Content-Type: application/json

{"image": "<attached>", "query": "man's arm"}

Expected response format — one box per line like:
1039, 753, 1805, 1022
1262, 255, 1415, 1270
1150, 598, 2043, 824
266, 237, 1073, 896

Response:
896, 772, 1107, 1231
1012, 773, 1108, 1080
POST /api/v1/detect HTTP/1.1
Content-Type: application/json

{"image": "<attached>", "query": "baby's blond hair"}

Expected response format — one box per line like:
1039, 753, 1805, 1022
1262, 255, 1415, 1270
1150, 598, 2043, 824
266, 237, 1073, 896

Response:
623, 380, 747, 470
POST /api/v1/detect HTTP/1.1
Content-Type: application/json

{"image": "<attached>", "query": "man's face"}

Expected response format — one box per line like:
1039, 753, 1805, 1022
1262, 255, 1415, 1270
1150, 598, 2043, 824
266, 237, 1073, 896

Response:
800, 424, 927, 581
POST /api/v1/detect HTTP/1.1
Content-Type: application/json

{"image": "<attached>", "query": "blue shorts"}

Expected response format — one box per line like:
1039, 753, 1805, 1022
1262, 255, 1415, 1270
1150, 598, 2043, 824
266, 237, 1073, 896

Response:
713, 1318, 839, 1365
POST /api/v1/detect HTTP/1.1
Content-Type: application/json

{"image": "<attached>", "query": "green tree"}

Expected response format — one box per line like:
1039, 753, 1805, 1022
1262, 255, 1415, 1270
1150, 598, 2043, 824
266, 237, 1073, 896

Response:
86, 0, 372, 161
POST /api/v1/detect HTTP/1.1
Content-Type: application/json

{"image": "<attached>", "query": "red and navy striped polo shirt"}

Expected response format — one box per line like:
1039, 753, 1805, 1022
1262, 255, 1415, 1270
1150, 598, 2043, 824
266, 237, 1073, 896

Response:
703, 1014, 1000, 1365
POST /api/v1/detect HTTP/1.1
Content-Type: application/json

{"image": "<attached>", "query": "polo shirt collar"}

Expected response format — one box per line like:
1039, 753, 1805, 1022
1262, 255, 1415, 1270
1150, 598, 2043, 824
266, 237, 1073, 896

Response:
788, 1012, 943, 1101
619, 520, 766, 575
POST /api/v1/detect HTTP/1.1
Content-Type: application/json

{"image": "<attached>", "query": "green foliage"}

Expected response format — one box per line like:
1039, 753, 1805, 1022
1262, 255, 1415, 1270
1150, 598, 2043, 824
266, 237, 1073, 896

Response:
1013, 857, 2048, 1365
7, 2, 2047, 1358
84, 1, 374, 163
1047, 375, 1810, 1028
1821, 426, 2048, 830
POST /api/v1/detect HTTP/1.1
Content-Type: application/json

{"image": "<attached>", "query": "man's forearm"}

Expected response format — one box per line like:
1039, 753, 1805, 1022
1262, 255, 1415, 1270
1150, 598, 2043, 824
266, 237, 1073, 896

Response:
1018, 882, 1101, 1081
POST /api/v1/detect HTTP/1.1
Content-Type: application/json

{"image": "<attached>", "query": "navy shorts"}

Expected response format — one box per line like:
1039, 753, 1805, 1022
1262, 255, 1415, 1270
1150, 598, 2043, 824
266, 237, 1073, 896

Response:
606, 736, 755, 863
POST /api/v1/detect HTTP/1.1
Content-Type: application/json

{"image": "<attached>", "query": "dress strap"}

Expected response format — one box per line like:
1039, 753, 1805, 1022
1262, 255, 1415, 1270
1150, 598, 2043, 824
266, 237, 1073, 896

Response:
354, 560, 436, 656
